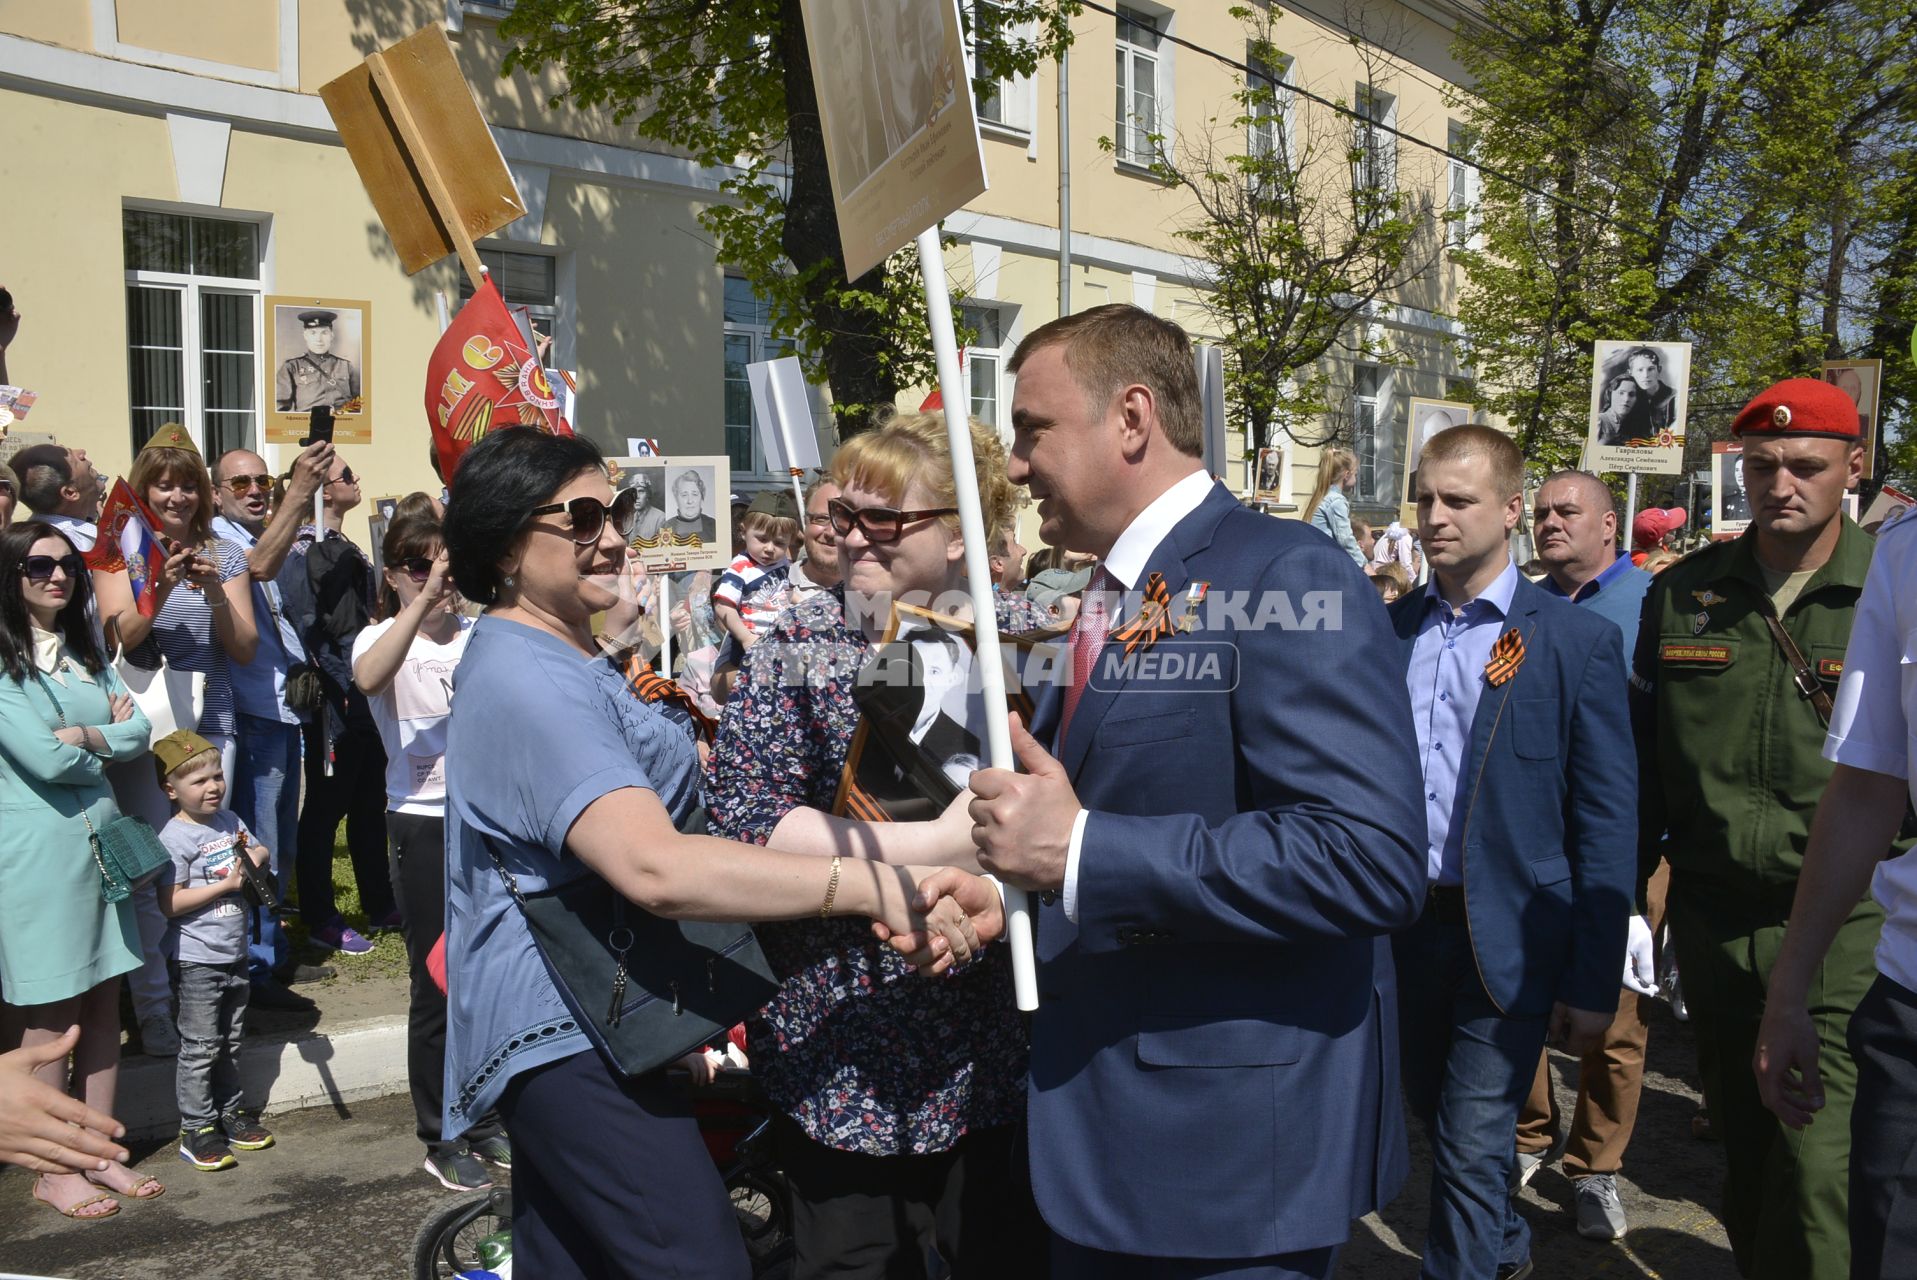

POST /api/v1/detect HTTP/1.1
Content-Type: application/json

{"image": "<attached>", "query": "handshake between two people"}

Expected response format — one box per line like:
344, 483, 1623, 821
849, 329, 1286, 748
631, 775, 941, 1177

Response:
873, 713, 1077, 976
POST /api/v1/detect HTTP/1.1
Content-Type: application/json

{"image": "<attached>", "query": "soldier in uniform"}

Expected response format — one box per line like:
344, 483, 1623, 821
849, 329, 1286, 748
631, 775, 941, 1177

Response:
1633, 377, 1894, 1280
275, 310, 359, 413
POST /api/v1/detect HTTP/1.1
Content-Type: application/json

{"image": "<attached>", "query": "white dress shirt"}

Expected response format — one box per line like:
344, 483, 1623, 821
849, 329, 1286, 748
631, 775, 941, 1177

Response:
1061, 468, 1217, 920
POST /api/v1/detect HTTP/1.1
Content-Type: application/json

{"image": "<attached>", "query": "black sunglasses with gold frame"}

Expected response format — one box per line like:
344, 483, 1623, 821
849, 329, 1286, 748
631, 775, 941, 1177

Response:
526, 487, 642, 546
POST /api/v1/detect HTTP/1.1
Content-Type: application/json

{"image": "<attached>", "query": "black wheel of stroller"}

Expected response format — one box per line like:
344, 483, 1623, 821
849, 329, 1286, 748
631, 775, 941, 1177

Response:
730, 1167, 794, 1278
411, 1188, 511, 1280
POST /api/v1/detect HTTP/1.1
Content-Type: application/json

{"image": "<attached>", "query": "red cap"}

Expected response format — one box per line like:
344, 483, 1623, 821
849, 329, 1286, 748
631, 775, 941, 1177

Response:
1730, 378, 1861, 440
1632, 507, 1687, 550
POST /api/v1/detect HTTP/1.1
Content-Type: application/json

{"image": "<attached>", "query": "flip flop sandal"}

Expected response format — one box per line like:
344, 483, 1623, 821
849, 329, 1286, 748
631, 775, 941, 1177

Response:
87, 1166, 165, 1199
31, 1176, 120, 1220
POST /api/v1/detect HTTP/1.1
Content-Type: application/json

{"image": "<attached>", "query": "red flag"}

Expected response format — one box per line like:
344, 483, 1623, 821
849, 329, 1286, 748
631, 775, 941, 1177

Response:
84, 478, 168, 618
425, 276, 571, 481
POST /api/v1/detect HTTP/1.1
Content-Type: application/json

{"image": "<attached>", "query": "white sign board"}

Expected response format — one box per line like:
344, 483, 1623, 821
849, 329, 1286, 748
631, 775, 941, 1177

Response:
746, 356, 825, 476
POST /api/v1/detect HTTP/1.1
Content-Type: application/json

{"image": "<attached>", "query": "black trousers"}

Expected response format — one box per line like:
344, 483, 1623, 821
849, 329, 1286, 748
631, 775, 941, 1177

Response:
1050, 1240, 1338, 1280
498, 1049, 750, 1280
774, 1113, 1049, 1280
387, 811, 499, 1152
1848, 972, 1917, 1280
295, 720, 393, 923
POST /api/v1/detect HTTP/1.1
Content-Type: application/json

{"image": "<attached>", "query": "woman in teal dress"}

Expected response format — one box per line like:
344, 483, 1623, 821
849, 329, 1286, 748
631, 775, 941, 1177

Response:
0, 522, 158, 1218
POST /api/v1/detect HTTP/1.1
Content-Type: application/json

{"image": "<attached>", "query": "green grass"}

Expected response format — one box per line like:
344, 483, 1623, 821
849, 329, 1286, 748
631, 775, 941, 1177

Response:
276, 832, 409, 983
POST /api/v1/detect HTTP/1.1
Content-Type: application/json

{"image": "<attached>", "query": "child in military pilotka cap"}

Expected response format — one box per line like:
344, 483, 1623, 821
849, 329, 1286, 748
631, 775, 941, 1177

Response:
151, 729, 277, 1171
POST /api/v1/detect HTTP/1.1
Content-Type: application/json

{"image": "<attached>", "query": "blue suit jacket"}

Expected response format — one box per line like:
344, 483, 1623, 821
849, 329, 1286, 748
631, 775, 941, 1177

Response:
1025, 483, 1428, 1258
1387, 574, 1636, 1017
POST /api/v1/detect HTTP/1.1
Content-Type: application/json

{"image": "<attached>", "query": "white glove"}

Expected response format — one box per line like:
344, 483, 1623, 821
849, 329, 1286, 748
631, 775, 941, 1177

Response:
1622, 914, 1659, 997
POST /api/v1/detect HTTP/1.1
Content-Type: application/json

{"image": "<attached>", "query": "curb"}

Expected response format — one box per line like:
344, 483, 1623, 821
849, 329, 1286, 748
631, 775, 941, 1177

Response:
118, 1013, 411, 1139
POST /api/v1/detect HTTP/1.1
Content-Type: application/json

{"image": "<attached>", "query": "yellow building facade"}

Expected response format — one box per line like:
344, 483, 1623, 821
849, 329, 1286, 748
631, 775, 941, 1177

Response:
0, 0, 1478, 531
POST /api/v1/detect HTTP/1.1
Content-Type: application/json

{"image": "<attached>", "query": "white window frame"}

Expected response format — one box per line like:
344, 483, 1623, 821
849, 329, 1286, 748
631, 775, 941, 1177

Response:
1352, 364, 1390, 506
1114, 4, 1172, 169
122, 207, 271, 461
1447, 120, 1481, 250
967, 0, 1037, 145
960, 303, 1013, 435
723, 277, 826, 483
1247, 49, 1295, 174
1353, 84, 1398, 197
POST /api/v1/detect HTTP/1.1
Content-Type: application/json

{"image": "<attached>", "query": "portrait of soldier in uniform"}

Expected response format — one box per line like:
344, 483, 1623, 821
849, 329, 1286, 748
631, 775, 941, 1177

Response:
274, 308, 362, 413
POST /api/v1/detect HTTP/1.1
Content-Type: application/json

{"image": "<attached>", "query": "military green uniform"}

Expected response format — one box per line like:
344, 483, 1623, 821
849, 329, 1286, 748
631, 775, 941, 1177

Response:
275, 352, 359, 413
1633, 518, 1890, 1280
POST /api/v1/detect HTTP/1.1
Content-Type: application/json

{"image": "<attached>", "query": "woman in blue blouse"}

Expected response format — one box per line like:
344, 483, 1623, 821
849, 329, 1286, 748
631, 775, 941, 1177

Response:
706, 412, 1047, 1278
440, 428, 978, 1280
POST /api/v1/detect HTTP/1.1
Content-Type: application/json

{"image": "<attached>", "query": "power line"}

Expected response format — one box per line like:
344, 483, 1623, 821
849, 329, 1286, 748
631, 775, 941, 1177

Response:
1070, 0, 1883, 324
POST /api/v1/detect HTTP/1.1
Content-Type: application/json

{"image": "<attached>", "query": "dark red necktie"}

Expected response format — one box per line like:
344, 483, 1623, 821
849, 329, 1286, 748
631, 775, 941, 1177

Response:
1059, 569, 1115, 745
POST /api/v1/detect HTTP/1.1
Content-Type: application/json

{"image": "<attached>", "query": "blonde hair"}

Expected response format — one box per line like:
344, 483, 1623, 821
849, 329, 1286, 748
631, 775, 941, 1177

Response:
128, 446, 215, 546
1420, 425, 1524, 501
1303, 447, 1357, 524
1640, 548, 1682, 574
832, 411, 1017, 546
1370, 561, 1411, 599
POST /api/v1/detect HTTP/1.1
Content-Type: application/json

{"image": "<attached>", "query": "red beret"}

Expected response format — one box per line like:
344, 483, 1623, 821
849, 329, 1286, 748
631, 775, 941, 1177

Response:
1730, 377, 1861, 440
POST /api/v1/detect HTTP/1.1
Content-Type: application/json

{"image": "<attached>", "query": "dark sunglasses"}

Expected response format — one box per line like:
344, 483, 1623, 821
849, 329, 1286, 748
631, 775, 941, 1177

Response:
21, 553, 85, 584
396, 557, 436, 583
223, 473, 274, 494
527, 487, 641, 546
327, 465, 357, 487
826, 498, 959, 544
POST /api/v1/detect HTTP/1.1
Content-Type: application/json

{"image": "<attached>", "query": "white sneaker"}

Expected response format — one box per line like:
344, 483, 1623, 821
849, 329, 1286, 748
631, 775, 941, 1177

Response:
1576, 1173, 1628, 1239
140, 1013, 179, 1057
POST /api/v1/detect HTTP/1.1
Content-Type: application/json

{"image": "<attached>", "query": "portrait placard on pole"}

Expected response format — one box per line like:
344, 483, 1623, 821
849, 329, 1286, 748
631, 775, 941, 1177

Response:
607, 454, 733, 576
1711, 441, 1751, 540
799, 0, 988, 280
1821, 359, 1884, 480
1581, 340, 1691, 477
747, 355, 825, 510
265, 296, 373, 445
801, 0, 1037, 1010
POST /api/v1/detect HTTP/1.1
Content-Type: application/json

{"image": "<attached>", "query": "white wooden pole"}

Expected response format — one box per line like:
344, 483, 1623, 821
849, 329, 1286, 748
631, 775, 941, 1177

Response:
1625, 473, 1639, 550
658, 572, 674, 677
915, 227, 1039, 1012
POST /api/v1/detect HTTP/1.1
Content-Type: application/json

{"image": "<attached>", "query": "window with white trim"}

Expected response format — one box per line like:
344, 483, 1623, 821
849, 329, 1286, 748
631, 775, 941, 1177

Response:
123, 209, 264, 460
969, 0, 1034, 137
1353, 85, 1397, 197
723, 277, 823, 481
960, 305, 1006, 431
1247, 49, 1294, 173
1353, 365, 1384, 504
1115, 6, 1164, 166
1447, 120, 1480, 249
459, 246, 562, 356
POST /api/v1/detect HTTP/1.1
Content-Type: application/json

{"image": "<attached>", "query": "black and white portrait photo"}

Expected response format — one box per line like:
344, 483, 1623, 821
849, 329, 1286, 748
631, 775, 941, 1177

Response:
609, 454, 732, 574
265, 295, 373, 445
1823, 359, 1884, 479
1584, 339, 1691, 476
1404, 397, 1474, 502
1713, 442, 1752, 537
1254, 444, 1287, 502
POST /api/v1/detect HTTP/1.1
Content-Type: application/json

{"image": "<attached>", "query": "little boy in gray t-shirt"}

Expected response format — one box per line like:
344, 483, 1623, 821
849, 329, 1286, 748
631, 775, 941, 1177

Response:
153, 730, 277, 1170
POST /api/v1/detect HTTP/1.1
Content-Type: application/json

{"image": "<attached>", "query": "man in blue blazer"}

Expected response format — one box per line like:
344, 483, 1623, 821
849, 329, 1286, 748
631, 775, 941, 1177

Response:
894, 305, 1429, 1278
1388, 426, 1636, 1279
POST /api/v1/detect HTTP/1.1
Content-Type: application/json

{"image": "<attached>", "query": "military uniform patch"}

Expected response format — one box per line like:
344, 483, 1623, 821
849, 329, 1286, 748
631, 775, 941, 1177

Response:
1817, 658, 1845, 680
1662, 642, 1734, 666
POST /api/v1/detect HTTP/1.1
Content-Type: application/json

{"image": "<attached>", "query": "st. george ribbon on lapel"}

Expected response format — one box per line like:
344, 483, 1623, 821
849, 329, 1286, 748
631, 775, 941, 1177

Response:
1110, 572, 1176, 656
1484, 627, 1526, 687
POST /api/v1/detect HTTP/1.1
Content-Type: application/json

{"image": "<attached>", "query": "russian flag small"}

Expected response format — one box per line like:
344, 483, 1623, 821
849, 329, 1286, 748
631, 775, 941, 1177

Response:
84, 478, 168, 619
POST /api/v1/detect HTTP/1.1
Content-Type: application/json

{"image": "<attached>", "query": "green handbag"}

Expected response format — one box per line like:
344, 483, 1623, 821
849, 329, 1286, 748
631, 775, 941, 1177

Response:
30, 670, 171, 903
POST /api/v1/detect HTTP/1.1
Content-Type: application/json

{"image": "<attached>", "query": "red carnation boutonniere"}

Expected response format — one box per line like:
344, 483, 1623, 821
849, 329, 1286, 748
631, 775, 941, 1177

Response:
1110, 572, 1176, 656
1485, 628, 1526, 687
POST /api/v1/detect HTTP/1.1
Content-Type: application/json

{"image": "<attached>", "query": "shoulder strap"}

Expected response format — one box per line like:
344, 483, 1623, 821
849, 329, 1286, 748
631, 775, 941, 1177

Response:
1759, 609, 1834, 726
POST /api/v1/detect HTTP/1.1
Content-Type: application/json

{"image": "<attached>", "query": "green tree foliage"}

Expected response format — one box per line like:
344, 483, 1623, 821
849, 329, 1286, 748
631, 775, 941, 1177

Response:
492, 0, 1074, 433
1121, 5, 1444, 455
1451, 0, 1917, 478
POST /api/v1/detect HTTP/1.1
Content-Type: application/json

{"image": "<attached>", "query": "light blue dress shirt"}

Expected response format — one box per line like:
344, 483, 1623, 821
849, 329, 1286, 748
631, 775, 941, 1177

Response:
1407, 559, 1521, 886
212, 514, 307, 726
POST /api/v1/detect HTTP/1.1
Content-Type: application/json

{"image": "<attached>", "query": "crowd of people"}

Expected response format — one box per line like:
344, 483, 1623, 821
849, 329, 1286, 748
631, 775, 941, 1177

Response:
0, 302, 1914, 1280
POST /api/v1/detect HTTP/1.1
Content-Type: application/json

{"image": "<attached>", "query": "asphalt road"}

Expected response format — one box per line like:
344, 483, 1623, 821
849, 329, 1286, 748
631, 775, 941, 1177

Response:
3, 1003, 1738, 1280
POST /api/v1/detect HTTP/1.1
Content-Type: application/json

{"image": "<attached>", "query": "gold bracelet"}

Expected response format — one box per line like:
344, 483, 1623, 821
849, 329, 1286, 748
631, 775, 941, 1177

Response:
820, 855, 842, 919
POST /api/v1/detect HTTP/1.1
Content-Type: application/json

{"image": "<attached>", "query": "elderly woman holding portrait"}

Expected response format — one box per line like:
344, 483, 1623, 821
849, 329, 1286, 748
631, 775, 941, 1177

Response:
705, 411, 1048, 1279
438, 427, 978, 1280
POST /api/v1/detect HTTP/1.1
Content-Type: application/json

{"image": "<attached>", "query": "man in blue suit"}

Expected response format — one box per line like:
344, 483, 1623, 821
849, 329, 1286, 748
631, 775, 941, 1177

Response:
895, 304, 1429, 1278
1388, 426, 1636, 1279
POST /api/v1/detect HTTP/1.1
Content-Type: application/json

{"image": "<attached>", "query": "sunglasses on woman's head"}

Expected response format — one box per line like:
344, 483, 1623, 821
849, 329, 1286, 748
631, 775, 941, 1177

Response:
526, 487, 641, 546
21, 554, 85, 584
825, 498, 960, 544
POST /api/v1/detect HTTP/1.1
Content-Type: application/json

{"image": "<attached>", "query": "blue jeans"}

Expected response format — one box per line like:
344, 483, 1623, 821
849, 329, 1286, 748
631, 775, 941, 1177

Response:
233, 714, 301, 982
1394, 910, 1550, 1279
170, 957, 249, 1129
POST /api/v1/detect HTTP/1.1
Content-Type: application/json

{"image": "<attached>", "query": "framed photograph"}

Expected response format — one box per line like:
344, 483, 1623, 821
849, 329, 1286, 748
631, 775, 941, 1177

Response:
1252, 444, 1289, 504
606, 454, 733, 575
832, 602, 1060, 823
265, 296, 372, 446
1822, 359, 1883, 480
1582, 340, 1691, 476
1862, 484, 1915, 536
1403, 397, 1476, 504
1711, 442, 1751, 540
